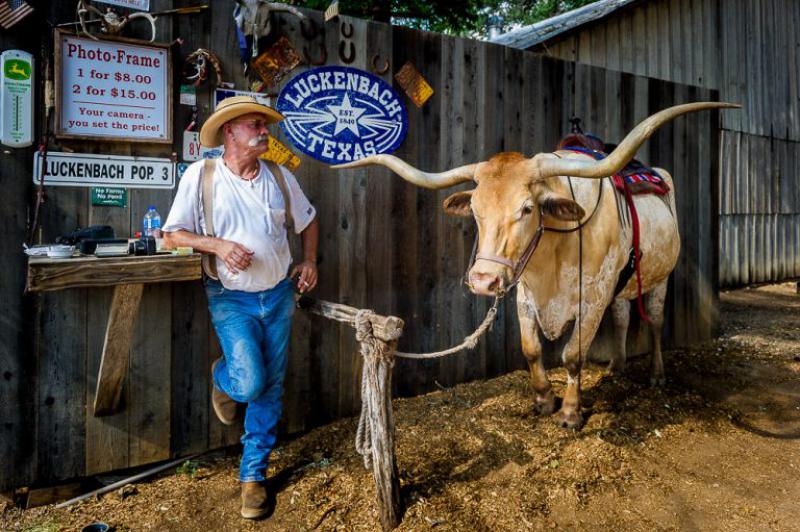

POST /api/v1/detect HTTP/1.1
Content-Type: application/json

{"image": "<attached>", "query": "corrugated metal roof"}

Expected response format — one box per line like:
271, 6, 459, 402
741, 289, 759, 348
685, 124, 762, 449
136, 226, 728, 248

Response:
491, 0, 641, 49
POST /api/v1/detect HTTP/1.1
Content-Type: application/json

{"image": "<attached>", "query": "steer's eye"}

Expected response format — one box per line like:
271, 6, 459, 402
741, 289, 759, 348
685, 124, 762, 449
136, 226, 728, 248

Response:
521, 204, 534, 217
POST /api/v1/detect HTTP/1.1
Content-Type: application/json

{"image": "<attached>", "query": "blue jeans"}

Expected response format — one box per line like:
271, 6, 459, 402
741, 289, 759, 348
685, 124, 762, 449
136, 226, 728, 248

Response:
205, 277, 295, 482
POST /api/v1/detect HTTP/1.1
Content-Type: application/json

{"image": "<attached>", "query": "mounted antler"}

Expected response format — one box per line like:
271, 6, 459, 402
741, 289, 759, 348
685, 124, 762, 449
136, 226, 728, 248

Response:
332, 155, 478, 190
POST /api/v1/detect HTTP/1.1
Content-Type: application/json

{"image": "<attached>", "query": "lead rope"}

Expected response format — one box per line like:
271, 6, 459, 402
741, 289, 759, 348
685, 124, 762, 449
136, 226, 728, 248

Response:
566, 175, 584, 364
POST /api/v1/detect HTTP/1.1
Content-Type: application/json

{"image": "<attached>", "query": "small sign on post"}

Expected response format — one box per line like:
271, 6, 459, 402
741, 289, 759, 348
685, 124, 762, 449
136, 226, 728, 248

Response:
214, 88, 270, 109
91, 187, 128, 207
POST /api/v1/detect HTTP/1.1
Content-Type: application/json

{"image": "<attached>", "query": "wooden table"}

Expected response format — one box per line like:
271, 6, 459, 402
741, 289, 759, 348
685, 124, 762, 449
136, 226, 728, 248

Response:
27, 254, 203, 416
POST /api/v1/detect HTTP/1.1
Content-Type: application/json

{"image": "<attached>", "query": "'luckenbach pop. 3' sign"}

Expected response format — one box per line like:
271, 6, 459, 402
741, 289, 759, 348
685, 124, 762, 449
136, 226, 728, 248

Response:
34, 152, 175, 189
277, 66, 408, 165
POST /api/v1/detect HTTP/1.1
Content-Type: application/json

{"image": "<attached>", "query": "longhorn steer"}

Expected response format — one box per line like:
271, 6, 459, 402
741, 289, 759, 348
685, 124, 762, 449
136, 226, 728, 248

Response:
334, 103, 738, 429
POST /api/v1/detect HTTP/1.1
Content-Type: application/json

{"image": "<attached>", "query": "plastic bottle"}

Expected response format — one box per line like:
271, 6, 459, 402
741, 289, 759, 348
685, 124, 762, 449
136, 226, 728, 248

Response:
143, 206, 162, 238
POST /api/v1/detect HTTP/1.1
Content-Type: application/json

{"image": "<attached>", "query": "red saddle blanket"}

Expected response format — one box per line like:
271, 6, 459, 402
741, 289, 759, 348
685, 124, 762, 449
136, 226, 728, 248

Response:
556, 141, 670, 196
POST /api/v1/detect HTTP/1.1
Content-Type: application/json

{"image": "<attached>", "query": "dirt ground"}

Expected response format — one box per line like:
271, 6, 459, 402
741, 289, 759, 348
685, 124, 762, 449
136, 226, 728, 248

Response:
4, 283, 800, 531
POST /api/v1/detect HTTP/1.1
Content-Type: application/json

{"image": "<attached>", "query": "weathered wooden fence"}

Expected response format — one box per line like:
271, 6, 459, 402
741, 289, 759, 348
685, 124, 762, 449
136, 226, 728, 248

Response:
1, 2, 720, 492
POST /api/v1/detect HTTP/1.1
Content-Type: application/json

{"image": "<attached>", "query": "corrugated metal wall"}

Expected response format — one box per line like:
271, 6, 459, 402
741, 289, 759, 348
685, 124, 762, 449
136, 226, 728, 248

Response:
538, 0, 800, 287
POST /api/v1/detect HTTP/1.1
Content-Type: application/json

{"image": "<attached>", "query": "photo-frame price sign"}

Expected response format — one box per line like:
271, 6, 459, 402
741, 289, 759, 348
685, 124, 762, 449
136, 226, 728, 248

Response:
55, 30, 172, 143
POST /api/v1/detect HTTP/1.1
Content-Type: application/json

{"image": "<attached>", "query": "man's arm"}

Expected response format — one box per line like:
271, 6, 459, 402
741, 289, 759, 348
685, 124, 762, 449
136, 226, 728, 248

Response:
163, 230, 254, 274
290, 217, 319, 293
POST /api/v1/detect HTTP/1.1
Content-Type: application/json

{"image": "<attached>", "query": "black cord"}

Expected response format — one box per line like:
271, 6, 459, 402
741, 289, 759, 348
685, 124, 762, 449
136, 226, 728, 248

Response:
578, 218, 583, 363
565, 176, 584, 363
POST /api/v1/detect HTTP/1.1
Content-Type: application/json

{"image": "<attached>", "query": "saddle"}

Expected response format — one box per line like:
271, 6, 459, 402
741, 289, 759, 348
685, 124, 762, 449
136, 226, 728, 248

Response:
556, 133, 670, 196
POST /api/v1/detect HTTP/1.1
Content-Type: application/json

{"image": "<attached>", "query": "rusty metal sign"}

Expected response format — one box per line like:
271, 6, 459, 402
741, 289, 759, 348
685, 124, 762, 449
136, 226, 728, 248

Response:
252, 36, 300, 89
260, 135, 300, 171
394, 61, 434, 108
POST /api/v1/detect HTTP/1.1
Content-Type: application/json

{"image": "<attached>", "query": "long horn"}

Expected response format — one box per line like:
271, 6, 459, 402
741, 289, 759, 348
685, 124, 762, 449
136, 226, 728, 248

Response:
536, 102, 741, 179
331, 154, 477, 190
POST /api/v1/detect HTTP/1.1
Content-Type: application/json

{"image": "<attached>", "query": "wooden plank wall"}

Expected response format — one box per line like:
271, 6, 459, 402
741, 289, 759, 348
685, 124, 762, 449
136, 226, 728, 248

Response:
539, 0, 800, 287
0, 5, 38, 494
0, 3, 719, 491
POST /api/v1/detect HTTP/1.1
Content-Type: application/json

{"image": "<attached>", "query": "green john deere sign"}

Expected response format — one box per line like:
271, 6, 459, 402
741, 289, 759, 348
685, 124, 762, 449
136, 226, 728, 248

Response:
4, 59, 31, 81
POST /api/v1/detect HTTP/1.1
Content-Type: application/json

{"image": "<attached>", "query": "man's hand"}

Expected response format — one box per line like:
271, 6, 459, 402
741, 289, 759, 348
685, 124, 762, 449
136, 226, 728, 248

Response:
291, 259, 317, 294
216, 240, 254, 274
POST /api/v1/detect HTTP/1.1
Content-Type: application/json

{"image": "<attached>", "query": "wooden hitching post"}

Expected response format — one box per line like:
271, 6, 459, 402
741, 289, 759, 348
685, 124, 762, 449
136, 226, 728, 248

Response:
297, 296, 405, 530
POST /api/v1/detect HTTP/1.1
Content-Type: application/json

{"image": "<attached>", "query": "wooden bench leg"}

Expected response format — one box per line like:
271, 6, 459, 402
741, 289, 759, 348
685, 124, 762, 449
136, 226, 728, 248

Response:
93, 283, 144, 416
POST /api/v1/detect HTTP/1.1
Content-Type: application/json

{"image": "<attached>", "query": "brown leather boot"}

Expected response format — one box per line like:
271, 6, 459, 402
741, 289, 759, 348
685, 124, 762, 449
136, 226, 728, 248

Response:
240, 481, 269, 519
211, 358, 237, 425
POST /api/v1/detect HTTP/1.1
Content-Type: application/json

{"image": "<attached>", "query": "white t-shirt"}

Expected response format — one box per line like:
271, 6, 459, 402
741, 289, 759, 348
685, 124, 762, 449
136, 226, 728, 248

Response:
163, 158, 316, 292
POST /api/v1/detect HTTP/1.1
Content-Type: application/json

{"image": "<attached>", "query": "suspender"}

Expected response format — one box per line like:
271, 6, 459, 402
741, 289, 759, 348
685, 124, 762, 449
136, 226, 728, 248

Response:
265, 160, 294, 232
201, 159, 219, 279
199, 158, 294, 280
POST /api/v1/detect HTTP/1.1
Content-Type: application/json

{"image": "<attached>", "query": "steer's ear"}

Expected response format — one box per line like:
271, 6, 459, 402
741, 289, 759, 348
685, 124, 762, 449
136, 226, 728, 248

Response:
538, 192, 585, 221
443, 191, 473, 217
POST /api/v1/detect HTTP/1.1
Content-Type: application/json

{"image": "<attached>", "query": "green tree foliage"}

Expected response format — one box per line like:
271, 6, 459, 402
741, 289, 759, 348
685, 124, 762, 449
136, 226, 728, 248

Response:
296, 0, 600, 37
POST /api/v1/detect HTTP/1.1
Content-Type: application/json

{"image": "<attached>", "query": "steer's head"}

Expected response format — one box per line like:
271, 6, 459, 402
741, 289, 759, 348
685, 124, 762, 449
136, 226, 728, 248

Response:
332, 102, 739, 297
440, 152, 585, 295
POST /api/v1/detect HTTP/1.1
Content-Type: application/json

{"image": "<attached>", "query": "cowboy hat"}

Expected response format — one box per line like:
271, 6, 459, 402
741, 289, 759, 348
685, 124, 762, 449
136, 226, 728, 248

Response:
199, 96, 284, 147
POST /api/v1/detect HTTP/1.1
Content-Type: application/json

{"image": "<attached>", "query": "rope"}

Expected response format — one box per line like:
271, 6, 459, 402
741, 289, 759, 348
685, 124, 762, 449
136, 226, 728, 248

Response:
394, 296, 501, 359
354, 309, 397, 469
351, 297, 500, 468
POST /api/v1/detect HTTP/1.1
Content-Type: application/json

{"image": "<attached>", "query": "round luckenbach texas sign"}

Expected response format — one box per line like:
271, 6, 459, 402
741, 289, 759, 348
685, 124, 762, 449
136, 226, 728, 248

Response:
277, 66, 408, 165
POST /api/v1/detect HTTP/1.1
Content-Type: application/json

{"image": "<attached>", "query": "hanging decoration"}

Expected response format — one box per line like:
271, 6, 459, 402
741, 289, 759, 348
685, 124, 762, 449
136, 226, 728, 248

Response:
182, 48, 233, 88
233, 0, 306, 73
251, 36, 300, 89
394, 61, 434, 108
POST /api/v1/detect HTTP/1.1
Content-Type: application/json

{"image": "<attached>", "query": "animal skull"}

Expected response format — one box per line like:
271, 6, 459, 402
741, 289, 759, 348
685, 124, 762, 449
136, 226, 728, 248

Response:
77, 0, 157, 42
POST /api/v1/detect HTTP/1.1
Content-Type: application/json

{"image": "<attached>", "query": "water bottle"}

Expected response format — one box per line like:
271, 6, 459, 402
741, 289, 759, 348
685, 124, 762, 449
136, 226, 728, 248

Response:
143, 206, 162, 238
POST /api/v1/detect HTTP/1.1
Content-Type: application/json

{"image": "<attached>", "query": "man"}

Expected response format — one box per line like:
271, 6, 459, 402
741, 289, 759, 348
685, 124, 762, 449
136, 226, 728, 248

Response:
162, 96, 319, 519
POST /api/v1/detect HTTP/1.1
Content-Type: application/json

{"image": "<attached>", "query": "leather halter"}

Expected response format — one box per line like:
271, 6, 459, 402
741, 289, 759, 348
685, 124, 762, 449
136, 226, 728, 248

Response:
465, 177, 605, 293
470, 207, 545, 291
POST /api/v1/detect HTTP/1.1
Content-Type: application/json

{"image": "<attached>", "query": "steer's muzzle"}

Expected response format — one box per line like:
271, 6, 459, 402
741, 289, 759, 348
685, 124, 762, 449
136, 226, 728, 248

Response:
468, 271, 505, 296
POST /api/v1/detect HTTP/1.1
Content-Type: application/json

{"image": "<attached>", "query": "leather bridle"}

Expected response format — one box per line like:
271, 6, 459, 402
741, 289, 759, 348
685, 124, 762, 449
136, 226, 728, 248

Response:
465, 176, 605, 294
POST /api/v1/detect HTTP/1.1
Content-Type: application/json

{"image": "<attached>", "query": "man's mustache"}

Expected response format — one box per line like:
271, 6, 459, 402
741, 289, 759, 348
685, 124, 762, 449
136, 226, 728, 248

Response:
247, 135, 269, 147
